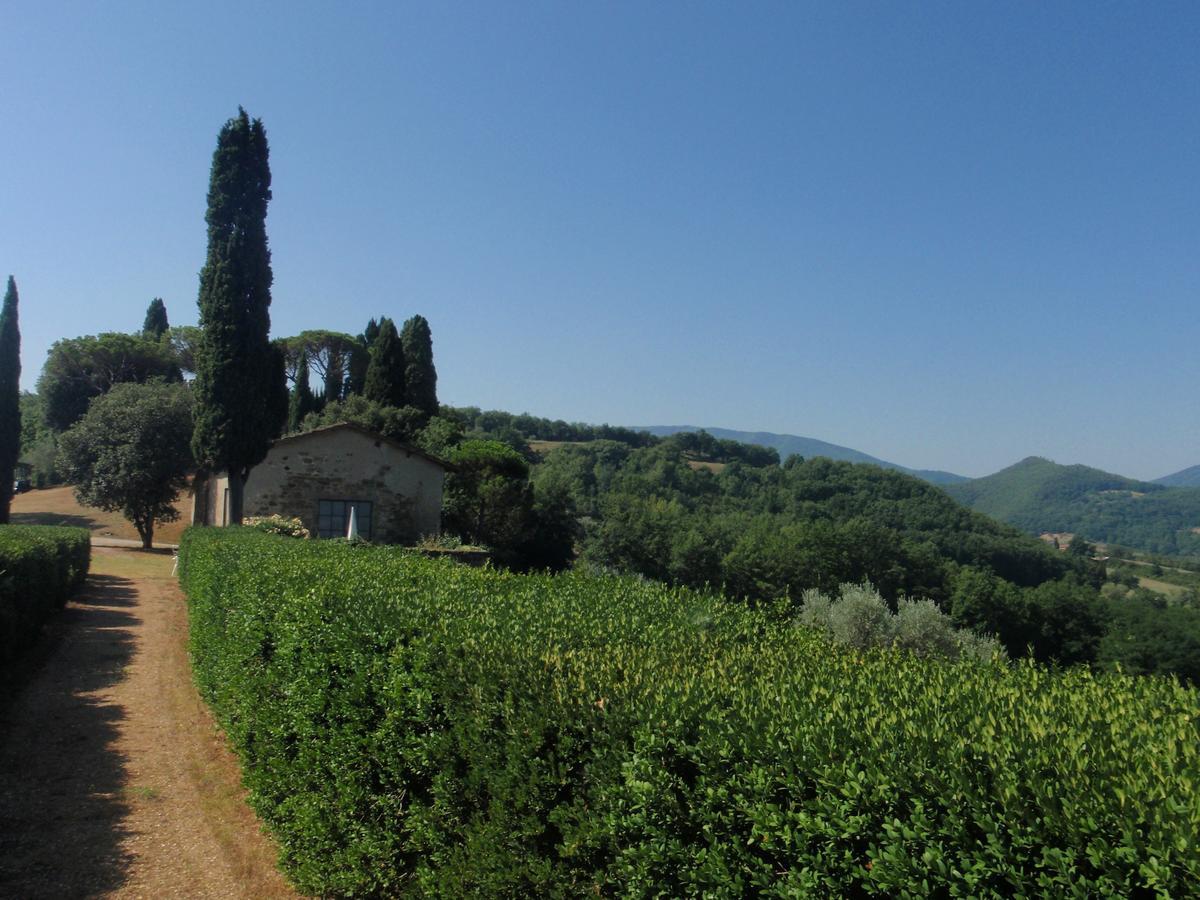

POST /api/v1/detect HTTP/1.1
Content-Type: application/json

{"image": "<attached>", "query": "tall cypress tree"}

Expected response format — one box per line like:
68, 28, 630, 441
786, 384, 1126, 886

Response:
363, 317, 406, 408
191, 108, 283, 524
143, 297, 169, 340
287, 355, 317, 432
0, 277, 20, 524
400, 314, 438, 416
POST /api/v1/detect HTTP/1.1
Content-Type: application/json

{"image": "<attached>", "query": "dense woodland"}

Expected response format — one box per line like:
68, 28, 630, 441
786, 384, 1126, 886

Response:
948, 456, 1200, 557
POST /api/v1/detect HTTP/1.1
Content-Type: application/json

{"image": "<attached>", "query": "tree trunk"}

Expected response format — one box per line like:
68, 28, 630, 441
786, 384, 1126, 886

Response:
228, 471, 245, 525
142, 521, 154, 550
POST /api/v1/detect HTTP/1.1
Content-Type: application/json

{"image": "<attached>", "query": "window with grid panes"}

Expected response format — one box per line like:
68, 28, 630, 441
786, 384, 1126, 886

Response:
316, 499, 373, 539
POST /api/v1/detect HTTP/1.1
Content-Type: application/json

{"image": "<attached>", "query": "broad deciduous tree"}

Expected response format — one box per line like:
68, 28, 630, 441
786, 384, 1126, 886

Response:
58, 382, 193, 549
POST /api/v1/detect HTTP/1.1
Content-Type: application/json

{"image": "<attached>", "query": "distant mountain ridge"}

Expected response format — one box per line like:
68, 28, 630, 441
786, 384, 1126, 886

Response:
1155, 465, 1200, 488
631, 425, 969, 485
945, 456, 1200, 557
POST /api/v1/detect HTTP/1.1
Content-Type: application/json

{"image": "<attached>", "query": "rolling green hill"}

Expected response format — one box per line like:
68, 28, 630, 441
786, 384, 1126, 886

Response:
946, 457, 1200, 556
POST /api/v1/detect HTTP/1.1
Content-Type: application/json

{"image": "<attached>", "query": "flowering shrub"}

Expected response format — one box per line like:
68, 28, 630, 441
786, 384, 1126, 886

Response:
243, 515, 310, 538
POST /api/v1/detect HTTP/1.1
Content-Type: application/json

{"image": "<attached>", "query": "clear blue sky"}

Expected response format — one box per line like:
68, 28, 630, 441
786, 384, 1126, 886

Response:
3, 1, 1197, 479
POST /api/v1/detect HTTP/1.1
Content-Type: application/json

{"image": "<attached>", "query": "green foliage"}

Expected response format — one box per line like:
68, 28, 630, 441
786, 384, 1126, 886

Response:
167, 324, 201, 377
244, 515, 311, 539
443, 440, 533, 565
447, 406, 657, 448
286, 355, 317, 434
180, 529, 1200, 897
278, 330, 359, 402
142, 297, 169, 340
0, 525, 89, 665
1100, 595, 1200, 683
301, 395, 429, 444
399, 315, 438, 416
0, 277, 20, 523
363, 317, 406, 408
799, 583, 1004, 661
192, 107, 284, 522
18, 392, 60, 488
37, 331, 181, 432
948, 456, 1200, 556
58, 382, 193, 549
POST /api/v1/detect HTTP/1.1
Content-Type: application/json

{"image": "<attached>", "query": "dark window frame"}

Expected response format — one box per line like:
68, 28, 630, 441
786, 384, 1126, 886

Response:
316, 498, 374, 540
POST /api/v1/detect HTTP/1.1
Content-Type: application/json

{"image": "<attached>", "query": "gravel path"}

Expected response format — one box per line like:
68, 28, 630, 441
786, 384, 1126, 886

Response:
0, 548, 298, 899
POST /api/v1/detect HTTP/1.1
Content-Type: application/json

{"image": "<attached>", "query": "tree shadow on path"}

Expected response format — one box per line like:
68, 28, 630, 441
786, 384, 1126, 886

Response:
0, 573, 141, 898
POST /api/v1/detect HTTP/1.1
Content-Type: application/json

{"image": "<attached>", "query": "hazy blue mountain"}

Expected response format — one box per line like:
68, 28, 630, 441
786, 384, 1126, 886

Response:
632, 425, 969, 485
1155, 465, 1200, 488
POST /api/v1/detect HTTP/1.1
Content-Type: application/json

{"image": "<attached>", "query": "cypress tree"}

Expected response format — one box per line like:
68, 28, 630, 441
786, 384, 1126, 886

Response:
400, 314, 438, 416
191, 108, 282, 524
363, 317, 381, 348
345, 317, 380, 396
287, 355, 317, 432
143, 297, 169, 340
363, 317, 406, 408
0, 277, 20, 524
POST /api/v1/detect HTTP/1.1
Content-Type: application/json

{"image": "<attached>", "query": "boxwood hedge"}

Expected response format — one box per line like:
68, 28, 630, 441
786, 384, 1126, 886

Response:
0, 524, 91, 665
180, 528, 1200, 897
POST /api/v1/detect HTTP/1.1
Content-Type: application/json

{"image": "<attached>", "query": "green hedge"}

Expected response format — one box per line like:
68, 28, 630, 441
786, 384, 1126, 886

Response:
180, 528, 1200, 897
0, 525, 91, 665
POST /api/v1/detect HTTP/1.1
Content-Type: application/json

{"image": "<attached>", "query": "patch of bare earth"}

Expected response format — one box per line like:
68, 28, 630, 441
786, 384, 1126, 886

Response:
9, 486, 192, 545
0, 547, 298, 899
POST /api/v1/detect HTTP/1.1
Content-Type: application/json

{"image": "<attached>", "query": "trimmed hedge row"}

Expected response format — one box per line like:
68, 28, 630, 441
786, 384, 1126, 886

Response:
180, 528, 1200, 897
0, 525, 91, 665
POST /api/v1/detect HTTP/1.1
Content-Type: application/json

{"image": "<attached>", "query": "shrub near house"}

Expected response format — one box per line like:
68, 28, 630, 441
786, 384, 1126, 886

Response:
180, 528, 1200, 897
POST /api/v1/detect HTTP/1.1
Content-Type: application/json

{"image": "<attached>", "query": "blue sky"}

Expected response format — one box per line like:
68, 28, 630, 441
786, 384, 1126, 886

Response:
3, 2, 1197, 479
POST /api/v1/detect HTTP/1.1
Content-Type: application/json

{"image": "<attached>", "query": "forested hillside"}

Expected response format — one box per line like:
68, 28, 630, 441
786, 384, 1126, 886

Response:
947, 457, 1200, 556
1156, 464, 1200, 488
636, 424, 969, 484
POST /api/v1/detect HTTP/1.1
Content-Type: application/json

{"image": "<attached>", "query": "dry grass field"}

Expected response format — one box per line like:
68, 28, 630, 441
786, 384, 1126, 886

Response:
9, 486, 193, 545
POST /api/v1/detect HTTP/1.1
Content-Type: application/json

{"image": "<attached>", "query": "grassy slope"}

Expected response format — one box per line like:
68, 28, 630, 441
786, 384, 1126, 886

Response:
9, 486, 193, 545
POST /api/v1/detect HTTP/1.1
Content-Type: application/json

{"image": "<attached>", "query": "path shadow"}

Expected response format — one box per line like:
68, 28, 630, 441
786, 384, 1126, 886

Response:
0, 572, 142, 897
9, 511, 101, 531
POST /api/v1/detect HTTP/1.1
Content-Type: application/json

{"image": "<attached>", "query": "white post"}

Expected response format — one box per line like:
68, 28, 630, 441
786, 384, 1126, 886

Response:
346, 505, 359, 540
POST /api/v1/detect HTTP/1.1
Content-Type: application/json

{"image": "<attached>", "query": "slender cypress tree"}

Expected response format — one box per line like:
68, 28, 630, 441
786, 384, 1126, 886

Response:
363, 317, 406, 408
0, 277, 20, 524
363, 317, 381, 348
287, 355, 317, 432
143, 297, 169, 340
191, 108, 281, 524
345, 317, 380, 396
400, 314, 438, 416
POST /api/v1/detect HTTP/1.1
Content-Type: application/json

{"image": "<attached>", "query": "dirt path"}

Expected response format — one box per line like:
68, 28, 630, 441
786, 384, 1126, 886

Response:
0, 548, 298, 899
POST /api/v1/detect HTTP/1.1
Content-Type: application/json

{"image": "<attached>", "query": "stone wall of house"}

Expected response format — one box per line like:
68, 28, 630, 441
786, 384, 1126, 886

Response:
240, 428, 444, 543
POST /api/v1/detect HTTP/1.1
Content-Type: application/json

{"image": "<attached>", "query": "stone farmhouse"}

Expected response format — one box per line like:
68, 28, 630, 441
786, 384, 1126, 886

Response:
192, 423, 451, 543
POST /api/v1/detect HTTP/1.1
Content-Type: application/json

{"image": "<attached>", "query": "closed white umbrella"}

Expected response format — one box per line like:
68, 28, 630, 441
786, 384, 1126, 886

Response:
346, 505, 359, 540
